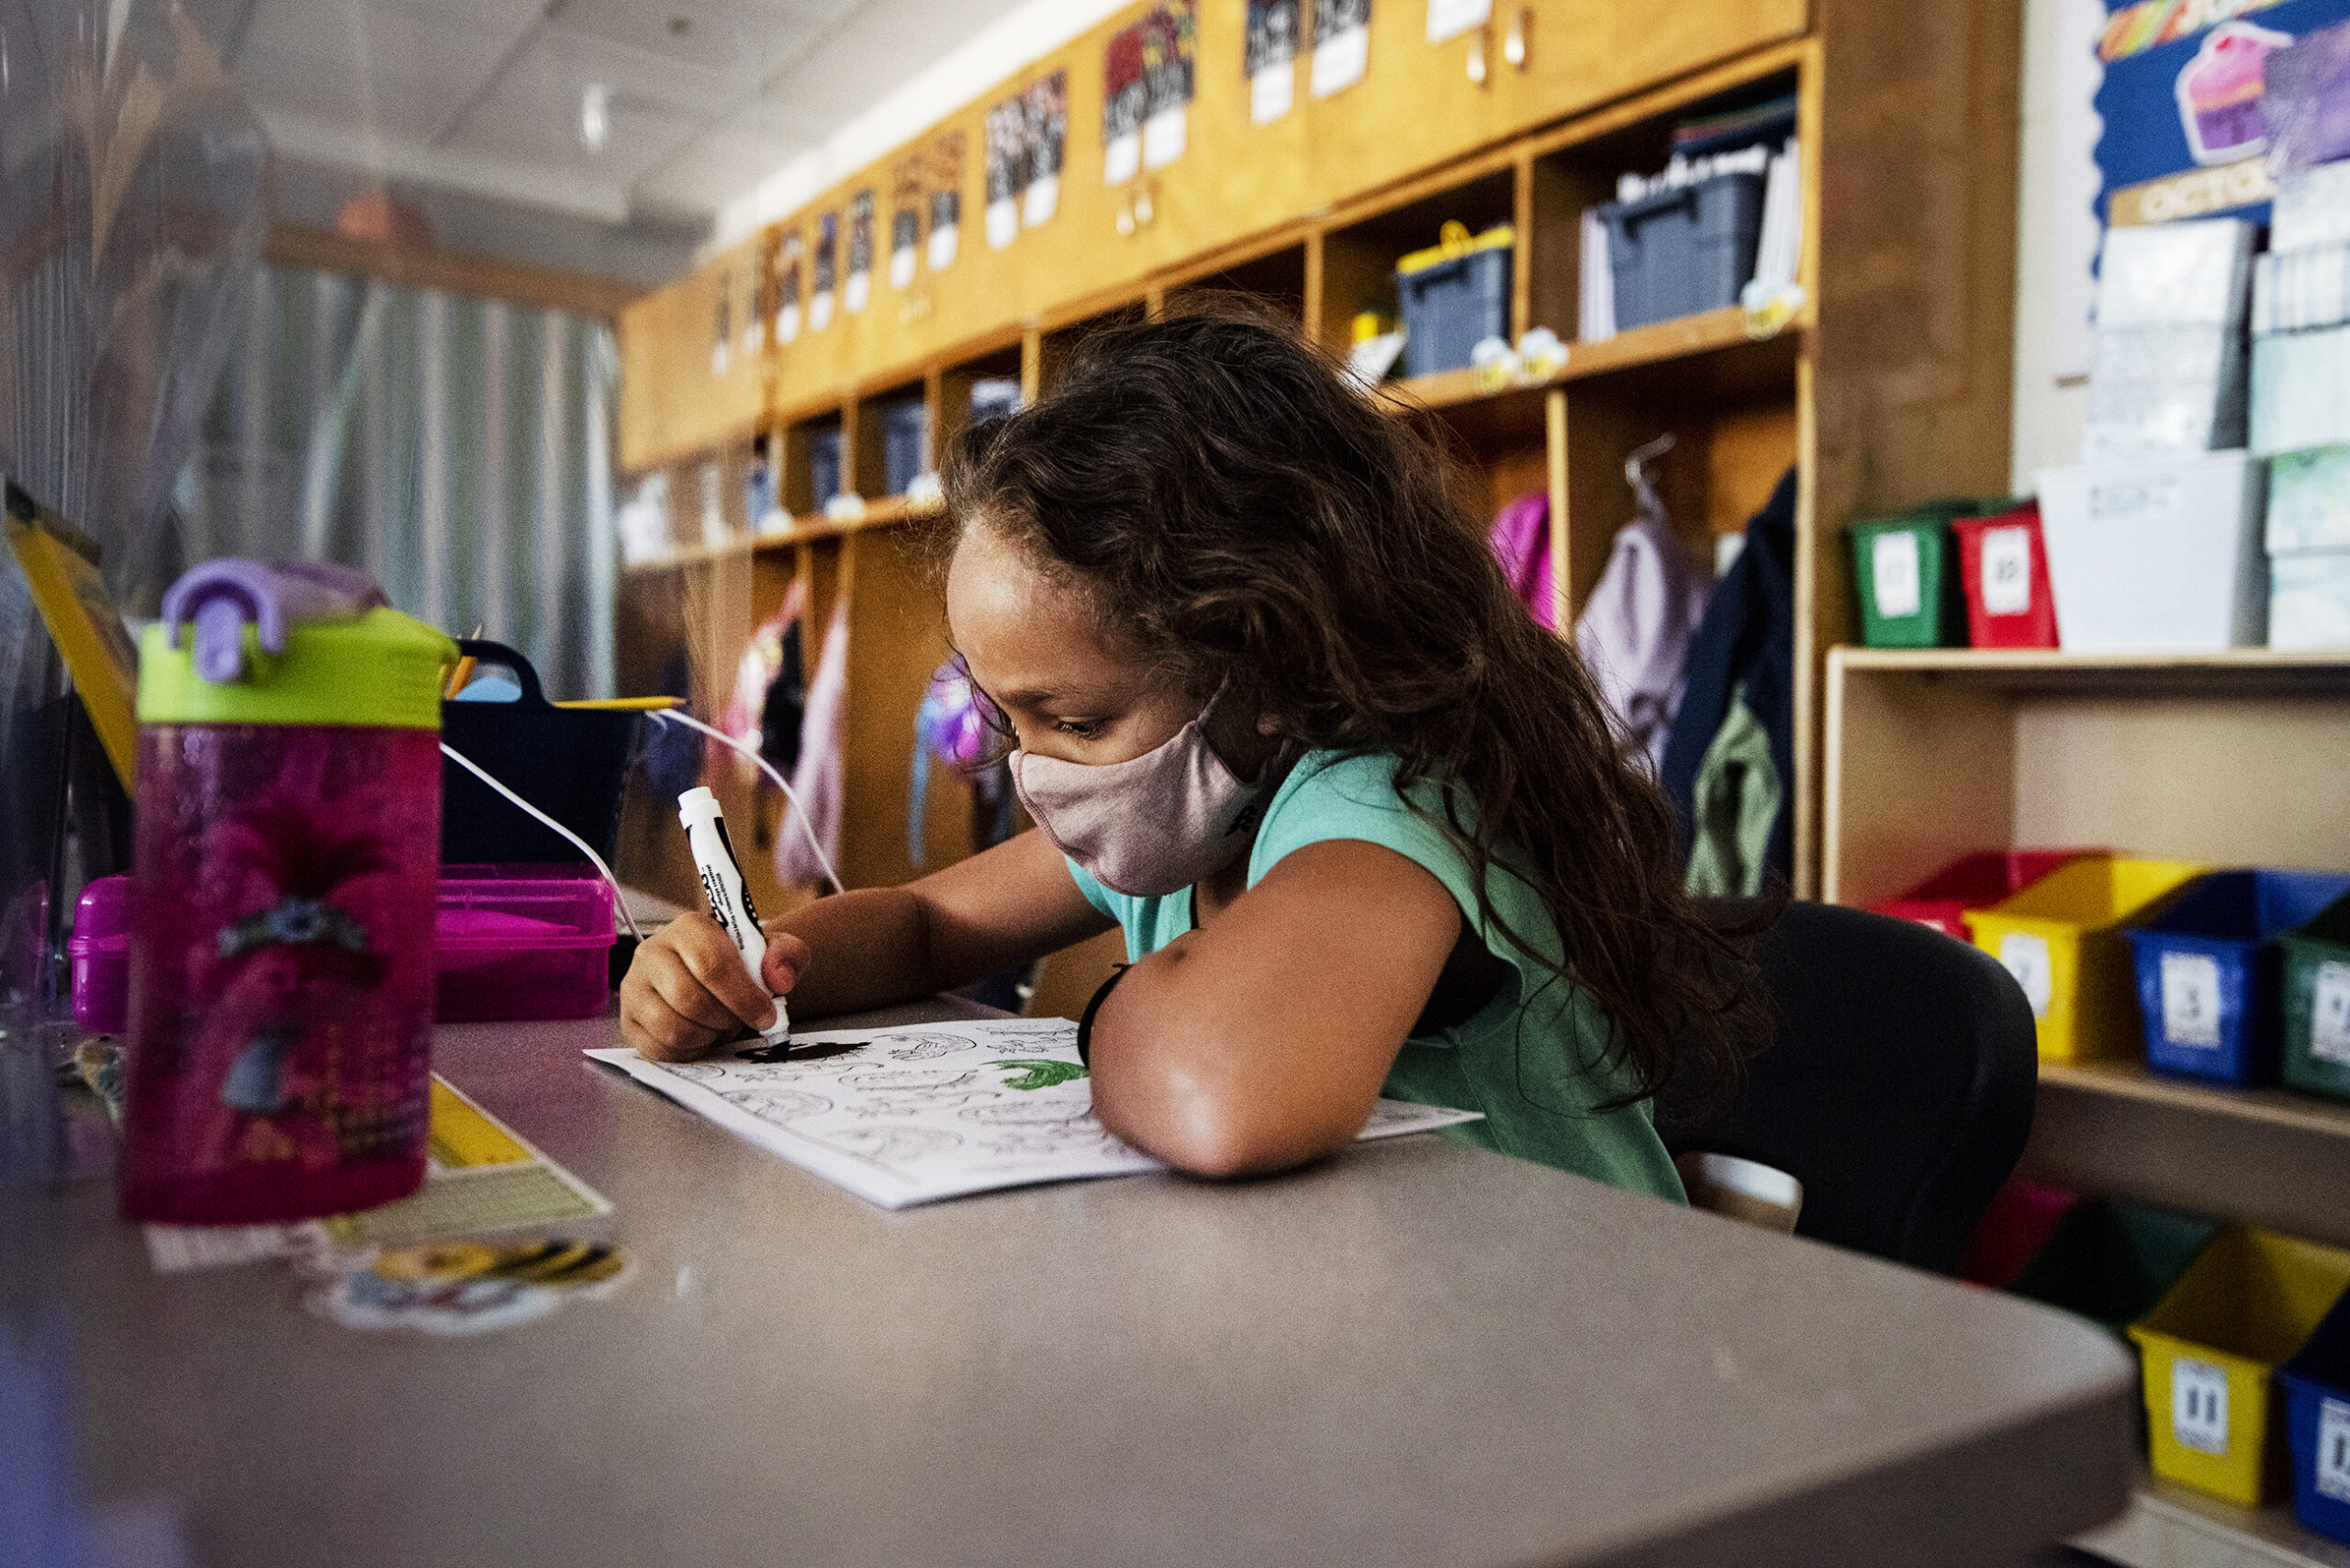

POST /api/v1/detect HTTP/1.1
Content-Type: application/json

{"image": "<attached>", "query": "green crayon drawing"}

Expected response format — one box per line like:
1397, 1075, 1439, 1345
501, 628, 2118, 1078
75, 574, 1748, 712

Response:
990, 1058, 1089, 1091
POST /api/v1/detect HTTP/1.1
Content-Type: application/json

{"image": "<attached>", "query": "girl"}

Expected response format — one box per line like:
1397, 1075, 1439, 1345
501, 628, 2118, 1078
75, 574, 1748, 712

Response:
621, 310, 1766, 1195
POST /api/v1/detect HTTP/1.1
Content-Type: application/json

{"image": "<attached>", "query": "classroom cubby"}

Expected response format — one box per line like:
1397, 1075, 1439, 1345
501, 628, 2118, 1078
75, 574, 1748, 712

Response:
1315, 166, 1518, 354
1161, 239, 1309, 321
780, 409, 846, 515
935, 339, 1024, 461
852, 378, 927, 500
1036, 301, 1148, 392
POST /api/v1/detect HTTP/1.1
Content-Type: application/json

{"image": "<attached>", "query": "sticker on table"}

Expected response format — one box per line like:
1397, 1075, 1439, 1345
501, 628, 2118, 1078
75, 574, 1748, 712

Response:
306, 1238, 632, 1337
2318, 1397, 2350, 1503
1426, 0, 1490, 43
1998, 931, 2053, 1019
1312, 0, 1371, 97
1872, 532, 1922, 619
1247, 0, 1300, 124
2314, 961, 2350, 1066
2159, 950, 2222, 1048
1979, 525, 2034, 616
2172, 1357, 2230, 1455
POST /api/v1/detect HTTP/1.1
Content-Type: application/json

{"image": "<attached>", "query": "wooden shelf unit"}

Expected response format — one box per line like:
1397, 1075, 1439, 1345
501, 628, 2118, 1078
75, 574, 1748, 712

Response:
1824, 645, 2350, 1562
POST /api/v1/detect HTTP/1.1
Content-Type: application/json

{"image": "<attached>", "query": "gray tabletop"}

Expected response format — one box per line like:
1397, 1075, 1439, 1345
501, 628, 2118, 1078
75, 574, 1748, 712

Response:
9, 1000, 2135, 1568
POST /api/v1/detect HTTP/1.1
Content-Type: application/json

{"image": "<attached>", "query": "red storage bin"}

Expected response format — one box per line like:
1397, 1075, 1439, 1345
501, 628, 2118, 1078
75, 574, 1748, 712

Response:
1871, 849, 2106, 941
1953, 503, 2061, 649
1963, 1176, 2086, 1288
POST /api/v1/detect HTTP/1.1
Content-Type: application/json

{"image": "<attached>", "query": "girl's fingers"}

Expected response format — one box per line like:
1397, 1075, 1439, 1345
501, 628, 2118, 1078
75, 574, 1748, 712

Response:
762, 931, 812, 994
621, 992, 718, 1060
648, 943, 762, 1034
666, 915, 778, 1030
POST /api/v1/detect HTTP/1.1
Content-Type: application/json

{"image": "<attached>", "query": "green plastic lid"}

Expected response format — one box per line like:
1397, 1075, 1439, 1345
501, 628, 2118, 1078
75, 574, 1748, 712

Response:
138, 608, 458, 729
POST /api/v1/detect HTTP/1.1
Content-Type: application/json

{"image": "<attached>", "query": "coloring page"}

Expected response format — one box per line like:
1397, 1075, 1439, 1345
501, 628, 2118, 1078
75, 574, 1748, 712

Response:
588, 1019, 1480, 1208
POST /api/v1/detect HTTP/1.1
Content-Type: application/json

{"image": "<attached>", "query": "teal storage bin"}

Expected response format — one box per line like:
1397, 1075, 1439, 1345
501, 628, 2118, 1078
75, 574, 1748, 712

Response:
2283, 890, 2350, 1102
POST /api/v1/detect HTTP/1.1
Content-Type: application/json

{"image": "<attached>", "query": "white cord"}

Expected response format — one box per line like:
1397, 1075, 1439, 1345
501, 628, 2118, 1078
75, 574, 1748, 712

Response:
647, 708, 845, 896
441, 740, 645, 944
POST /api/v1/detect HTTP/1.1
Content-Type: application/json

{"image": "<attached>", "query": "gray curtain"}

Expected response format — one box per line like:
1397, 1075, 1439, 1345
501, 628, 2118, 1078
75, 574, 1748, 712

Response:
174, 265, 619, 700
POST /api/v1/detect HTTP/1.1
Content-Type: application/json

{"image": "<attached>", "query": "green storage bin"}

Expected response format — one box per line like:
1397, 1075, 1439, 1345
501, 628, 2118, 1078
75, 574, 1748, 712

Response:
1847, 498, 1998, 648
2282, 890, 2350, 1102
2010, 1199, 2223, 1338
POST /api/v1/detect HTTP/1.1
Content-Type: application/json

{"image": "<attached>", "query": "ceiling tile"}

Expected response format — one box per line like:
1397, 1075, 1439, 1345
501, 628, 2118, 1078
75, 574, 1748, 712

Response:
633, 122, 801, 218
443, 75, 702, 190
545, 0, 849, 78
233, 0, 522, 142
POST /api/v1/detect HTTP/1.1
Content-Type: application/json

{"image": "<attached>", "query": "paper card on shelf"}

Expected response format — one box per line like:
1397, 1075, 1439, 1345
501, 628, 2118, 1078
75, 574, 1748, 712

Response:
1311, 23, 1369, 97
1999, 932, 2053, 1019
1142, 105, 1186, 170
2318, 1397, 2350, 1502
1023, 174, 1058, 229
587, 1019, 1481, 1210
142, 1078, 610, 1272
2171, 1357, 2231, 1455
1979, 525, 2034, 616
2314, 960, 2350, 1064
1872, 532, 1922, 618
1250, 63, 1294, 123
1426, 0, 1491, 42
1104, 132, 1141, 185
2159, 951, 2223, 1047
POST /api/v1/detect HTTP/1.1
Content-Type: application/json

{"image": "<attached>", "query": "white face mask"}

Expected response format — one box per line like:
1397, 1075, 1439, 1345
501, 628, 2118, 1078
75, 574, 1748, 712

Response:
1006, 701, 1292, 898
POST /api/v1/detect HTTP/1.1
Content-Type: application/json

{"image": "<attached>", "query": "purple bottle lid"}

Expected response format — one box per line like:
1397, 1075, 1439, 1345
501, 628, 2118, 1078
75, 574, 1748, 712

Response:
159, 560, 387, 684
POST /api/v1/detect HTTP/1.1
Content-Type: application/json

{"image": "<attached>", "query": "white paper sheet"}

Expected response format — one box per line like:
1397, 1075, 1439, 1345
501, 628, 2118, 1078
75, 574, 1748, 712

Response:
588, 1019, 1482, 1209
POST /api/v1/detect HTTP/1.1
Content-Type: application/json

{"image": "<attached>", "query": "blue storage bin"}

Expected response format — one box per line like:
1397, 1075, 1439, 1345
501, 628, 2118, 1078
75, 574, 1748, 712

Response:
807, 428, 843, 505
879, 398, 928, 497
2125, 869, 2350, 1085
1394, 222, 1513, 378
1598, 170, 1765, 332
2281, 1290, 2350, 1547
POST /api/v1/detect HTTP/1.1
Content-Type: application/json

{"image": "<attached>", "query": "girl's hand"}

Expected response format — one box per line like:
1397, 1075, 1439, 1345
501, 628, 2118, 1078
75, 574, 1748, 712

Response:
621, 913, 810, 1062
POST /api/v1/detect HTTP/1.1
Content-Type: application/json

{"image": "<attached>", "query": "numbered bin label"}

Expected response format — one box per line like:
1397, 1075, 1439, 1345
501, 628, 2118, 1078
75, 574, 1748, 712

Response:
2315, 961, 2350, 1067
2160, 951, 2223, 1048
1999, 932, 2053, 1019
1872, 532, 1922, 619
2321, 1398, 2350, 1503
1980, 525, 2034, 616
2172, 1358, 2230, 1456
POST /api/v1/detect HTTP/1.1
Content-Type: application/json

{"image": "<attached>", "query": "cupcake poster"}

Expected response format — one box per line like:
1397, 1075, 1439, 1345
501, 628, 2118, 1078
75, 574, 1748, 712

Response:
845, 188, 876, 314
2089, 0, 2350, 224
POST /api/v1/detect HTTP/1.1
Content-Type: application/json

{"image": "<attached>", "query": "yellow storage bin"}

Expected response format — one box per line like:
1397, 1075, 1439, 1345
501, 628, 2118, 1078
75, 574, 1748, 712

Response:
2128, 1227, 2350, 1506
1967, 857, 2205, 1060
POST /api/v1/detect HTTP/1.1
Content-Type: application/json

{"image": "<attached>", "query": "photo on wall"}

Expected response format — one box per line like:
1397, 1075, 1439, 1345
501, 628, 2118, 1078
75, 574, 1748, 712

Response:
929, 130, 965, 269
743, 250, 767, 356
711, 269, 731, 375
775, 227, 804, 342
1024, 71, 1068, 228
1313, 0, 1371, 97
985, 89, 1027, 248
890, 155, 924, 290
1104, 4, 1197, 182
1246, 0, 1302, 123
846, 188, 876, 313
812, 210, 838, 330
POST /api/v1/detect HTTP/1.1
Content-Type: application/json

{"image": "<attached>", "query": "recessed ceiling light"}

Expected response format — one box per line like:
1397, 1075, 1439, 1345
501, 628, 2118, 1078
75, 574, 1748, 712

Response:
580, 83, 610, 151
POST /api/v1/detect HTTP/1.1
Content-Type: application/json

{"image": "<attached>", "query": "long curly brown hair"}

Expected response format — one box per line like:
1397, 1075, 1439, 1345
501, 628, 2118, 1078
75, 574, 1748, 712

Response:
937, 307, 1768, 1106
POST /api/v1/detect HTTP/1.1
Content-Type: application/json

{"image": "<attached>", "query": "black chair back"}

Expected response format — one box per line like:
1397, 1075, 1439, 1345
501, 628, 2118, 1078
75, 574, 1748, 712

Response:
1662, 901, 2038, 1274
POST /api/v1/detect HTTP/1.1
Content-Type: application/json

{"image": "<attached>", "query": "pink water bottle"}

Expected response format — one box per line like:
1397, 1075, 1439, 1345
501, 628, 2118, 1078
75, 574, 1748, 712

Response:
119, 562, 457, 1224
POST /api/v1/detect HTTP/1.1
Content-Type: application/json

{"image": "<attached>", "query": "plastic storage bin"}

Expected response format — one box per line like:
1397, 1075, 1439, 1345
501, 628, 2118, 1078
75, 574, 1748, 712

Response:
435, 864, 617, 1022
1952, 504, 2061, 649
1968, 857, 2205, 1061
1962, 1177, 2085, 1289
1848, 511, 1962, 648
2128, 1227, 2350, 1506
2036, 451, 2269, 653
2012, 1199, 2221, 1336
1394, 222, 1513, 377
2280, 1290, 2350, 1546
2282, 890, 2350, 1101
2126, 870, 2350, 1086
1597, 172, 1765, 332
879, 397, 928, 497
1870, 849, 2101, 942
441, 640, 643, 866
68, 874, 131, 1035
